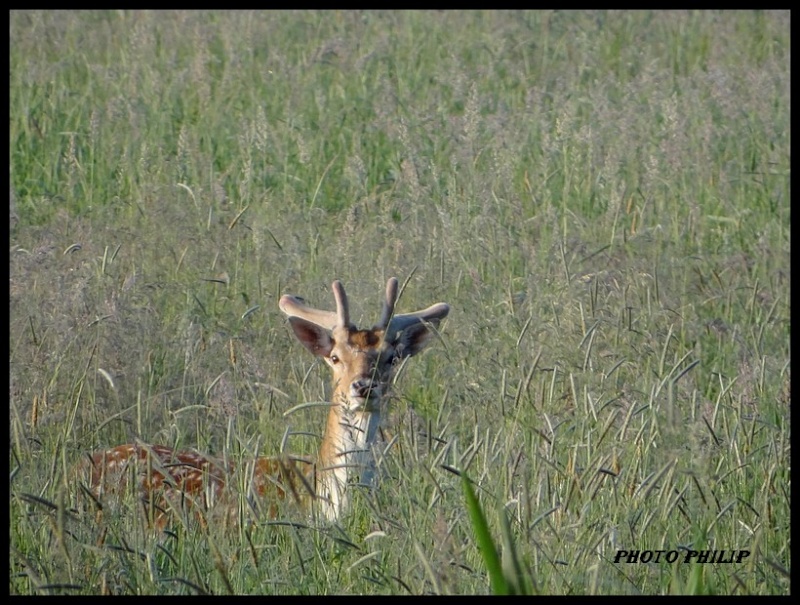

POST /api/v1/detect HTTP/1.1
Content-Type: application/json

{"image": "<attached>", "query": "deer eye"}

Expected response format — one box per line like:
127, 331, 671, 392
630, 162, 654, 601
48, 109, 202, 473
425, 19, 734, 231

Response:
330, 355, 340, 364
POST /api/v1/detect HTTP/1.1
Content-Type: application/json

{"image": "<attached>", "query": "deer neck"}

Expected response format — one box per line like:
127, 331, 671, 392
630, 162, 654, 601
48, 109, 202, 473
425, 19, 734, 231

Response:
315, 393, 381, 521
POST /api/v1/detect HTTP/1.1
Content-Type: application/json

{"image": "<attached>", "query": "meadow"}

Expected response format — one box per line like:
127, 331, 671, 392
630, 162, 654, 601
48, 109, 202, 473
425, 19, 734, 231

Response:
9, 10, 790, 595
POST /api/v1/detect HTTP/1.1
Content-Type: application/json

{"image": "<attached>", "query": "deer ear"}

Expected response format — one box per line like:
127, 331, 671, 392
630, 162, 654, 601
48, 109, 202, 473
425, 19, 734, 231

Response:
288, 317, 334, 357
393, 322, 436, 359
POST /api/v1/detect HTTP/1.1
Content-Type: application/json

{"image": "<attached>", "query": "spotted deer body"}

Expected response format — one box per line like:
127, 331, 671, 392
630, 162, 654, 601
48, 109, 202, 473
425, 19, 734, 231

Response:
83, 278, 449, 526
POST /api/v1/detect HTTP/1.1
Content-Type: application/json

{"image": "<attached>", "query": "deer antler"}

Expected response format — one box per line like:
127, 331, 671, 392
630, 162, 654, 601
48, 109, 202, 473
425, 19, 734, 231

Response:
279, 277, 449, 341
376, 277, 399, 329
331, 280, 350, 328
279, 281, 351, 330
384, 302, 450, 343
375, 277, 449, 339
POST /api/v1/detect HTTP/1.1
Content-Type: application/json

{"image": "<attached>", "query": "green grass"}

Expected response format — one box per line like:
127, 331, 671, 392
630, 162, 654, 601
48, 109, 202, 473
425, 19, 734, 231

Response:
10, 10, 789, 595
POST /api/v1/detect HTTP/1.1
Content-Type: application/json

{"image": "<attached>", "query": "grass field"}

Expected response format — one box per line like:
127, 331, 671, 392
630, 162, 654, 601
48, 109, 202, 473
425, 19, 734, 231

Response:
9, 10, 790, 595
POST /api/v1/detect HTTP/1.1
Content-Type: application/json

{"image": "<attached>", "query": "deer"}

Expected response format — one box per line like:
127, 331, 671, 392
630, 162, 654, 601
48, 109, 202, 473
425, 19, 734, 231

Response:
81, 278, 450, 527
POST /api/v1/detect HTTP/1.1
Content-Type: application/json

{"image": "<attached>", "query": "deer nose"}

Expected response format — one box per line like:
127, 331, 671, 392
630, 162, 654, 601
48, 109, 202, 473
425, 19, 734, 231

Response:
351, 378, 377, 400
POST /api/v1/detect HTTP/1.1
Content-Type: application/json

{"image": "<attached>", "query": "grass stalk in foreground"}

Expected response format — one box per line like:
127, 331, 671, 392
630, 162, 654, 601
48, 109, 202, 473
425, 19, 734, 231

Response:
462, 471, 534, 595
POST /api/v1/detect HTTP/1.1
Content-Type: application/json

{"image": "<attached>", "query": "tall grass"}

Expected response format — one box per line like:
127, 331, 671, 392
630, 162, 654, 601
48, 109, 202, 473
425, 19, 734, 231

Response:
10, 10, 789, 594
